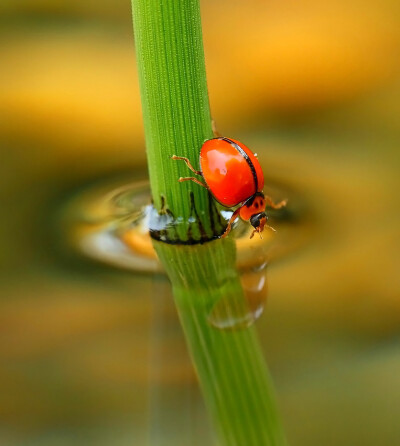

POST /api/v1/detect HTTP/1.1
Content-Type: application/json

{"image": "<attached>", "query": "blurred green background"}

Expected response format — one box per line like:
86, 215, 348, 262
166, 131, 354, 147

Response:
0, 0, 399, 445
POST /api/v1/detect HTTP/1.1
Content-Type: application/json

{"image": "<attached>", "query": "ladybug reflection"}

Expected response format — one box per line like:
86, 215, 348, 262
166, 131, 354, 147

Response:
172, 137, 286, 238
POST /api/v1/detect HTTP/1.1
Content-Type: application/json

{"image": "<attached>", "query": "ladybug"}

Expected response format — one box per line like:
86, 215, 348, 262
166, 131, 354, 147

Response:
172, 137, 286, 238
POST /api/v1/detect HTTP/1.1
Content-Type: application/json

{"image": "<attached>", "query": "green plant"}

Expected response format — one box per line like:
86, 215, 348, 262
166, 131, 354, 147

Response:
131, 1, 287, 444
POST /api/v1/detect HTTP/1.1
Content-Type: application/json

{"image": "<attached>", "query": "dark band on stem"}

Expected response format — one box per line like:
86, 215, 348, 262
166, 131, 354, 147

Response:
149, 193, 225, 244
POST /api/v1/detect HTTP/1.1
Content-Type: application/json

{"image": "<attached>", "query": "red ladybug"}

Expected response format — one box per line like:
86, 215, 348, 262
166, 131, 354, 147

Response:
172, 137, 286, 238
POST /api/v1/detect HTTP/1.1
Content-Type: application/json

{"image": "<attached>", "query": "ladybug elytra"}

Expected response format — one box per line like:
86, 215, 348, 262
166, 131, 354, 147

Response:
172, 137, 286, 238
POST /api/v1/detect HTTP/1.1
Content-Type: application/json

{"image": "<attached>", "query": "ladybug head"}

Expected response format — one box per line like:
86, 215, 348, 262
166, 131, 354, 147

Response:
249, 212, 267, 239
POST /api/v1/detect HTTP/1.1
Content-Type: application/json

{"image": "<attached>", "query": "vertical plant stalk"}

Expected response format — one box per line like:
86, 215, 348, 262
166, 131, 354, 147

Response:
132, 0, 220, 242
131, 1, 287, 445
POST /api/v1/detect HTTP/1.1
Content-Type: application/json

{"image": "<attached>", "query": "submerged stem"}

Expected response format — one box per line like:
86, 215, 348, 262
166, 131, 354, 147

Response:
156, 241, 287, 446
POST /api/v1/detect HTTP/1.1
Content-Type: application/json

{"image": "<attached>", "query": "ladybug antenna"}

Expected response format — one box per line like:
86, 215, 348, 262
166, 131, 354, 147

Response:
249, 225, 266, 240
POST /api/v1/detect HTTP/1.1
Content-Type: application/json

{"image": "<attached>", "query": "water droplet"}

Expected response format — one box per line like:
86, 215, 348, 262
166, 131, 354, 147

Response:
208, 261, 268, 330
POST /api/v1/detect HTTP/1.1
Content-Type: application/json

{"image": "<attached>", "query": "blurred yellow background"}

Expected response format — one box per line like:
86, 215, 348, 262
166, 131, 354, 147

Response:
0, 1, 399, 445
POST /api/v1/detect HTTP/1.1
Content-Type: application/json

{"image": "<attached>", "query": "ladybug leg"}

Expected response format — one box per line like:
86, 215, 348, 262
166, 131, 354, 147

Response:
264, 196, 288, 209
171, 155, 202, 176
178, 177, 207, 188
221, 207, 241, 239
211, 119, 222, 137
249, 228, 258, 239
249, 223, 276, 239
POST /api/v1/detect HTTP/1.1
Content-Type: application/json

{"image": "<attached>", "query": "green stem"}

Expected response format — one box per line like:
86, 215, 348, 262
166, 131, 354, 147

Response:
131, 1, 287, 445
132, 0, 220, 242
155, 240, 287, 446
